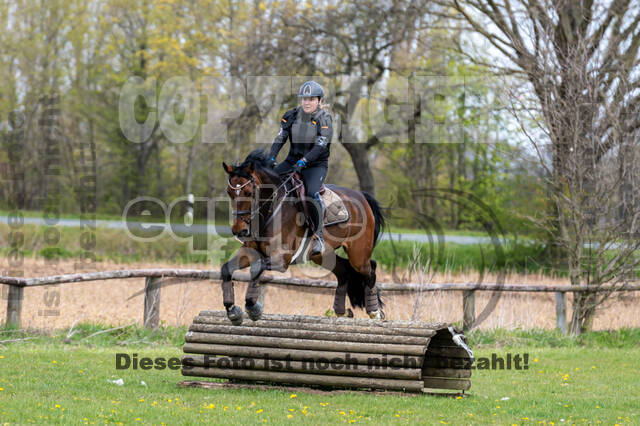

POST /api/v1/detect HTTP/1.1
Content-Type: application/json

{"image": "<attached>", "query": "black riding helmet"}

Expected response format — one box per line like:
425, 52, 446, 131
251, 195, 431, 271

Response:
298, 80, 324, 100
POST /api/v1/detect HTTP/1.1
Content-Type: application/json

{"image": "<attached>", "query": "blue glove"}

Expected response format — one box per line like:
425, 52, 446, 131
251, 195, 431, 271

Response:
293, 159, 306, 173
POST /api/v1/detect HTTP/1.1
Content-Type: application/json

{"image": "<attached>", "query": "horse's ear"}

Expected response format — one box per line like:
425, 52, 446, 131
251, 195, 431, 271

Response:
222, 162, 233, 174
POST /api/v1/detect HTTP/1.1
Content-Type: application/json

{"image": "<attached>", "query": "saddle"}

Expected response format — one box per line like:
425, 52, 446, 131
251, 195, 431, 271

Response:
286, 173, 349, 228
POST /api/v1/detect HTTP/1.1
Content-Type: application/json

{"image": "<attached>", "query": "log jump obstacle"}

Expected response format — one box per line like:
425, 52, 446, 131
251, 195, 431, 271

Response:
180, 311, 474, 393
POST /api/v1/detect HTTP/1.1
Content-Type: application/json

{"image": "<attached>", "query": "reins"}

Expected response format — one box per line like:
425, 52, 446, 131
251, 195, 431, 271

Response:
228, 172, 301, 239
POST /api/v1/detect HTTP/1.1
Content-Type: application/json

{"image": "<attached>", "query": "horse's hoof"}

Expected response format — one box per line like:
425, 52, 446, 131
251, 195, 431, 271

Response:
227, 305, 244, 326
368, 310, 382, 319
246, 302, 263, 321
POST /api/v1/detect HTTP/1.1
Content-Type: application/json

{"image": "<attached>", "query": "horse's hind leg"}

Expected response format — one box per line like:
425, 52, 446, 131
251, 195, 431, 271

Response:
331, 256, 351, 317
346, 246, 382, 319
309, 252, 352, 317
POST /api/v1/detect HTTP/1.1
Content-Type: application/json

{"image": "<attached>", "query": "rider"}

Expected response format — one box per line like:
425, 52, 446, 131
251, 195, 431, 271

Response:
269, 80, 333, 256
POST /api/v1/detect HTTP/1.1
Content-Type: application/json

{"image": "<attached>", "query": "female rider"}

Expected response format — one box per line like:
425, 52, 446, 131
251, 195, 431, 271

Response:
269, 80, 333, 256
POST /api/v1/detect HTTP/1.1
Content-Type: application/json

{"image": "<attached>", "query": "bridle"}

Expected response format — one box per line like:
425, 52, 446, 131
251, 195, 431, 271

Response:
227, 172, 301, 240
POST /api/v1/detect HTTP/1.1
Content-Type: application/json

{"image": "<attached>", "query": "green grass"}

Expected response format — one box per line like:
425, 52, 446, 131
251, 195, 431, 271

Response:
387, 225, 492, 237
372, 239, 552, 275
2, 222, 556, 276
0, 325, 637, 424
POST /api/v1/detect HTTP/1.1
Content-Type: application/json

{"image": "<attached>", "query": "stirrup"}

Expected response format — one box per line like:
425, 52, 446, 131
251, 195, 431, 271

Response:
310, 234, 325, 255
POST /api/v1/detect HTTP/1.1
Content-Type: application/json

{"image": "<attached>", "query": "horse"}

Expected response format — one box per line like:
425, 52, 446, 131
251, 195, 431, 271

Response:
219, 149, 385, 325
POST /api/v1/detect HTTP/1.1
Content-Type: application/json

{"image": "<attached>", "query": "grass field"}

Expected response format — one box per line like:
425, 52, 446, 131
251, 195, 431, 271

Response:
0, 325, 638, 424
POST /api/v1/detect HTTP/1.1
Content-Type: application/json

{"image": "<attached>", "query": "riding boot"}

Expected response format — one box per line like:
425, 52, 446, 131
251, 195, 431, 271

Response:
310, 192, 325, 256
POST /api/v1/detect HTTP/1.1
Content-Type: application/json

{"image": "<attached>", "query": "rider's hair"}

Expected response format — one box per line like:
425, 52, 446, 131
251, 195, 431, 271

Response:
319, 98, 331, 111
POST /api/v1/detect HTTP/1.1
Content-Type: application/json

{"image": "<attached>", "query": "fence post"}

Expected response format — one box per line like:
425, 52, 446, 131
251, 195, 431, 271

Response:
5, 286, 24, 328
144, 277, 162, 329
462, 290, 475, 332
555, 291, 567, 334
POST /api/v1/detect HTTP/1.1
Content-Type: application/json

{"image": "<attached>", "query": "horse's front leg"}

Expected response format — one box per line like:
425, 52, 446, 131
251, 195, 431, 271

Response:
245, 253, 290, 321
244, 256, 267, 321
221, 247, 260, 325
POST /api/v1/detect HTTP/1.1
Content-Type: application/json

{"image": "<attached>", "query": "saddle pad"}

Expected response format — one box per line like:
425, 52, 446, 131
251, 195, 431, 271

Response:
322, 187, 349, 226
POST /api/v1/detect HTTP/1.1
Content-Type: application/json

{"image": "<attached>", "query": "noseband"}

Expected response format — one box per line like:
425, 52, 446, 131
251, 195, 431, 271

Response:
228, 176, 256, 225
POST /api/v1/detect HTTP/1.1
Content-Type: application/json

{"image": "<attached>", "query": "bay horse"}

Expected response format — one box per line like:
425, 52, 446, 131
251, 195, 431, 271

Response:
220, 150, 385, 325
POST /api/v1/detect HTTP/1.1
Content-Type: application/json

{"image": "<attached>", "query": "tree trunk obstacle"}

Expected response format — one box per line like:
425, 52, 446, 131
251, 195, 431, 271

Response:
181, 311, 474, 393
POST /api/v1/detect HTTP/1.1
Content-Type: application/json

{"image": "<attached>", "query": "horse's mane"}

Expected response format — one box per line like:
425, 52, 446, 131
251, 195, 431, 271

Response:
232, 149, 282, 185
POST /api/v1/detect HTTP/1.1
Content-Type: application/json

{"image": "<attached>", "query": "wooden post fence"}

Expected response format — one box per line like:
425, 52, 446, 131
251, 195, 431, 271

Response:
1, 269, 639, 331
462, 290, 475, 332
555, 292, 567, 334
143, 277, 162, 329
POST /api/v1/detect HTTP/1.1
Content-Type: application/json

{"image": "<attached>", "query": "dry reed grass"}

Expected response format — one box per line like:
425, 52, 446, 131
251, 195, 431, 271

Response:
1, 256, 638, 330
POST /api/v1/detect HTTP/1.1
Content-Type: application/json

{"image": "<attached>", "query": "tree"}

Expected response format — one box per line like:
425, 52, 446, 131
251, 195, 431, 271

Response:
448, 0, 640, 334
280, 0, 434, 194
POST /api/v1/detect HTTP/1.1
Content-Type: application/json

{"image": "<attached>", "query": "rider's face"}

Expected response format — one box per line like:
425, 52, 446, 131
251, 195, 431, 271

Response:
301, 96, 319, 113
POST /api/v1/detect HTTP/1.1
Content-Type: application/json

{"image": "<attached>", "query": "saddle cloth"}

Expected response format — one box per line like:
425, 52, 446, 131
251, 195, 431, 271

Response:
321, 186, 349, 226
286, 174, 349, 227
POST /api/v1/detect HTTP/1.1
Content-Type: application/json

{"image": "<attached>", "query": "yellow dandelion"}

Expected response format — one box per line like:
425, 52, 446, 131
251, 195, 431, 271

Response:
533, 358, 539, 362
0, 356, 4, 359
287, 414, 292, 419
139, 399, 144, 403
288, 408, 294, 412
256, 409, 263, 414
456, 396, 462, 400
53, 361, 57, 364
55, 405, 61, 408
237, 406, 242, 411
0, 388, 3, 391
340, 411, 346, 415
289, 394, 297, 398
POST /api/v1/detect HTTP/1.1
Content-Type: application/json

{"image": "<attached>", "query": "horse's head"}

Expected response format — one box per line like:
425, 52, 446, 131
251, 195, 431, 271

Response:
222, 150, 281, 240
223, 161, 257, 240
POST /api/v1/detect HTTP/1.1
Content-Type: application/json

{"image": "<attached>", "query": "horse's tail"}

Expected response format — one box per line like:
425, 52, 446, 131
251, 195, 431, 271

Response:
362, 191, 385, 245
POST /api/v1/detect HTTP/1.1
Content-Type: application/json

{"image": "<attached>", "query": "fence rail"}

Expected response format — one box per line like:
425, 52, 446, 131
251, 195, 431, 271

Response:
2, 269, 639, 333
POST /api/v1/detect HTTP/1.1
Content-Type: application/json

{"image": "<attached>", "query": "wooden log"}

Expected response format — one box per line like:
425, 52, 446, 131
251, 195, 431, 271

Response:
188, 323, 431, 345
182, 355, 422, 380
181, 366, 425, 392
555, 291, 567, 335
185, 331, 427, 356
199, 311, 445, 330
463, 290, 475, 332
192, 315, 438, 338
5, 285, 23, 327
421, 367, 472, 378
143, 277, 161, 329
183, 343, 423, 366
423, 377, 471, 390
